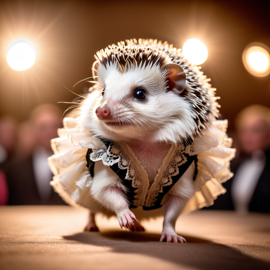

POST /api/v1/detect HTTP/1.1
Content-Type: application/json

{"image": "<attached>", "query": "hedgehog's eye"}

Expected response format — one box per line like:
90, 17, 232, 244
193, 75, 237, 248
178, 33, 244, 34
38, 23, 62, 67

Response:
134, 88, 146, 100
102, 88, 105, 96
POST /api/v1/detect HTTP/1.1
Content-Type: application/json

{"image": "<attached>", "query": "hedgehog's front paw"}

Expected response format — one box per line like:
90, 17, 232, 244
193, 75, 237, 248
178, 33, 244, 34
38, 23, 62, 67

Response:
117, 209, 137, 230
130, 219, 145, 232
160, 226, 187, 243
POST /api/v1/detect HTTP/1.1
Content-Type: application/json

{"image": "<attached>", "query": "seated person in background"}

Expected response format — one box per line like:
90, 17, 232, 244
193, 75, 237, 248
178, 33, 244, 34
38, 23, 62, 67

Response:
0, 170, 8, 205
6, 104, 66, 205
0, 116, 17, 205
15, 121, 37, 159
0, 144, 8, 205
0, 116, 17, 169
207, 105, 270, 213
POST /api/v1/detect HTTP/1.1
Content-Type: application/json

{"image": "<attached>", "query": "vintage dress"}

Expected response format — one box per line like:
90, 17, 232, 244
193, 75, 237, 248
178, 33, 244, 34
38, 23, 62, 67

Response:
48, 117, 235, 218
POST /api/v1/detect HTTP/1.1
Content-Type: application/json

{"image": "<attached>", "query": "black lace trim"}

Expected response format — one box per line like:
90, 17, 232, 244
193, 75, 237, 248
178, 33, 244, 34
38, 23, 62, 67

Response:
86, 149, 95, 177
193, 156, 198, 181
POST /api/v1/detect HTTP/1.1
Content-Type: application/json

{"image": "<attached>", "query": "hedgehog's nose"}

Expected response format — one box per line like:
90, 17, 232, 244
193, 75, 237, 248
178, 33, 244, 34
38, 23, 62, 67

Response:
95, 105, 111, 119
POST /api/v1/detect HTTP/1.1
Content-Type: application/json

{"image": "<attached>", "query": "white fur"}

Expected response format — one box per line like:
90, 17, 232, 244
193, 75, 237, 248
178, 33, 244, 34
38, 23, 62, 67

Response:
79, 63, 197, 144
127, 140, 171, 185
168, 163, 196, 199
91, 160, 128, 215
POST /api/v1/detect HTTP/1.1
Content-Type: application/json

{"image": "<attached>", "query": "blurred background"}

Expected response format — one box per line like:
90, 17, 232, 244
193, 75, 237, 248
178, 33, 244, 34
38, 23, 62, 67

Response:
0, 0, 269, 211
0, 0, 270, 123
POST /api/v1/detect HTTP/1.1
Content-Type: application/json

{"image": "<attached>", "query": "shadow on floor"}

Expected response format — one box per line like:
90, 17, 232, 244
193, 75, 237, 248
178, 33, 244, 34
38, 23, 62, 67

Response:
63, 230, 270, 270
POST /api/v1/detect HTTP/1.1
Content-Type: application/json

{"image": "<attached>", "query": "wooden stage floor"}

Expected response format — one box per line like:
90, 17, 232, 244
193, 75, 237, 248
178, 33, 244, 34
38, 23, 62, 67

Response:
0, 206, 270, 270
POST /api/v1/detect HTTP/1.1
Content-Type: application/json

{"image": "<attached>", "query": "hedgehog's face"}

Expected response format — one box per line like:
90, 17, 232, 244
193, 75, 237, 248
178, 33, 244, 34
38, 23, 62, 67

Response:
79, 60, 211, 144
94, 63, 172, 140
78, 40, 215, 144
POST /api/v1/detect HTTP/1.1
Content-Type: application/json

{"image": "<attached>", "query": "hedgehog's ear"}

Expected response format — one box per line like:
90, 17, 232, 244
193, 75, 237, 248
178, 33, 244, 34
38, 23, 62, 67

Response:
92, 61, 99, 80
162, 63, 186, 93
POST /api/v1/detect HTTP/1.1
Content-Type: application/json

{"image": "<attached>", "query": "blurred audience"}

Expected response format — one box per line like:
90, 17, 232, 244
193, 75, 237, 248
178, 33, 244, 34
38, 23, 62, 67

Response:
0, 170, 8, 205
0, 116, 17, 168
15, 121, 37, 158
0, 116, 17, 205
208, 105, 270, 213
5, 104, 66, 205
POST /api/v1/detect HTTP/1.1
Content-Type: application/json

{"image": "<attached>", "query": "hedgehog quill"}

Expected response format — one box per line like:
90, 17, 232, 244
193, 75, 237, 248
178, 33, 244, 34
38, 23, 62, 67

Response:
48, 39, 235, 243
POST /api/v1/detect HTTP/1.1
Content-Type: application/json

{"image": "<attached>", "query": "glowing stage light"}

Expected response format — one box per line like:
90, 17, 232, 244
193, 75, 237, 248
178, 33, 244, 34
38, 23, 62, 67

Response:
182, 39, 208, 65
242, 43, 270, 77
7, 40, 36, 71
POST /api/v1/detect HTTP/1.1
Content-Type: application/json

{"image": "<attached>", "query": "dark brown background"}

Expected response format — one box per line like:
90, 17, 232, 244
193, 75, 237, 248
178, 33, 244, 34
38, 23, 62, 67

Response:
0, 0, 270, 130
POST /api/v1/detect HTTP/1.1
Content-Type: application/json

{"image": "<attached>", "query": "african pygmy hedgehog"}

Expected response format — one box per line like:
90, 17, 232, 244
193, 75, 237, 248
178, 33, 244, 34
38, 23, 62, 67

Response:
48, 39, 235, 243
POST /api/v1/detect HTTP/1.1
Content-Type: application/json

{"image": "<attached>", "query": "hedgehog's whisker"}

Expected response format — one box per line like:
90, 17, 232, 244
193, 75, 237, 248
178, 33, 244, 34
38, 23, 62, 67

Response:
73, 77, 95, 88
62, 105, 79, 119
63, 85, 85, 99
58, 101, 81, 105
88, 81, 103, 86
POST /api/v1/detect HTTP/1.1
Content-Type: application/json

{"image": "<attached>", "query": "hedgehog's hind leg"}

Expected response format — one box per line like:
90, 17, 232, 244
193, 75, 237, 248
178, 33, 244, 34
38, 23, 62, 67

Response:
84, 211, 99, 232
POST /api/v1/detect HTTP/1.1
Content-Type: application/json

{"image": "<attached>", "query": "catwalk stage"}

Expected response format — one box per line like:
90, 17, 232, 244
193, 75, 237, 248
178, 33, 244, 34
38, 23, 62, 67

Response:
1, 206, 270, 270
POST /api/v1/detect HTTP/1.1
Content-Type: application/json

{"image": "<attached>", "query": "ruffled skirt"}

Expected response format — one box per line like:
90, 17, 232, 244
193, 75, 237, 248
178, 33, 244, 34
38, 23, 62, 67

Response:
48, 117, 235, 218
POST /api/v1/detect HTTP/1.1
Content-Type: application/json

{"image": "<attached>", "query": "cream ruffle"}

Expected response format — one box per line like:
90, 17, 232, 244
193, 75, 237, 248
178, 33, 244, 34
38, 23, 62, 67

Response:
48, 118, 93, 208
48, 117, 235, 216
182, 120, 235, 213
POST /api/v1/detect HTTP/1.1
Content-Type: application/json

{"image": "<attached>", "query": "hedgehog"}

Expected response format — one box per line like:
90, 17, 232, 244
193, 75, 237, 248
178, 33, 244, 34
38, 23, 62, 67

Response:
48, 39, 235, 243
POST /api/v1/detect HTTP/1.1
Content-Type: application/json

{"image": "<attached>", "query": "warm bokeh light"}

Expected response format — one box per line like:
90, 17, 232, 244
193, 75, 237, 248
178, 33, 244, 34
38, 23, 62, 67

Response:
7, 40, 36, 71
182, 39, 208, 65
242, 43, 270, 77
